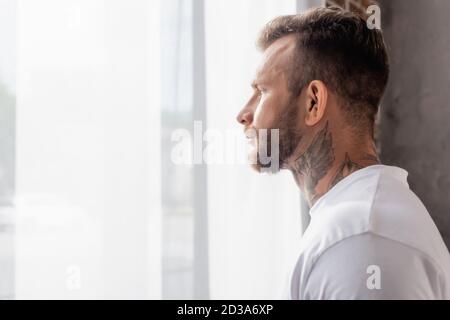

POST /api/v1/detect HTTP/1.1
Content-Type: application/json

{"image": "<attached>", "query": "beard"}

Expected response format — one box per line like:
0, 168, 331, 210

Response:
250, 96, 304, 173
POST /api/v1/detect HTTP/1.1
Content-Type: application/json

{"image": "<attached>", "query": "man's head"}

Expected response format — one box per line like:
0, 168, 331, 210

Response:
236, 6, 389, 173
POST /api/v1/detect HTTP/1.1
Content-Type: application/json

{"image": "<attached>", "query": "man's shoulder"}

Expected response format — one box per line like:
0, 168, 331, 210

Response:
302, 232, 450, 299
291, 178, 450, 299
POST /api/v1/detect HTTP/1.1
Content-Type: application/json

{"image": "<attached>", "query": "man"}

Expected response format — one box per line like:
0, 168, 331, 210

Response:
236, 6, 450, 300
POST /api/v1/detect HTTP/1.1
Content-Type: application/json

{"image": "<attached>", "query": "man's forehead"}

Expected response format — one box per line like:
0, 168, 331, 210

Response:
255, 35, 297, 80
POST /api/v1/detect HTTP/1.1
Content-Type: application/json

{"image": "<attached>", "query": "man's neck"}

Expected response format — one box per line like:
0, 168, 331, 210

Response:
287, 122, 380, 207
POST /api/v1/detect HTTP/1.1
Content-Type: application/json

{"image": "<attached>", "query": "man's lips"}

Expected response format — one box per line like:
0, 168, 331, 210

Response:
244, 127, 257, 146
244, 127, 256, 138
246, 135, 256, 147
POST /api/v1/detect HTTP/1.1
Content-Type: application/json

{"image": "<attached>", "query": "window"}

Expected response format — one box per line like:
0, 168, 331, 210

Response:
0, 0, 16, 300
0, 0, 319, 299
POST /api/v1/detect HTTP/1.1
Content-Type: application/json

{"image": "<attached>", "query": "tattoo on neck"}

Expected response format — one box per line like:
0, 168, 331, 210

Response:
293, 121, 335, 201
362, 152, 380, 163
363, 144, 381, 163
329, 153, 363, 190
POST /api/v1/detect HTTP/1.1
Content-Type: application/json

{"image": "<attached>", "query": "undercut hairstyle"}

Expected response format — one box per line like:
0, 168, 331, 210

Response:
257, 6, 389, 135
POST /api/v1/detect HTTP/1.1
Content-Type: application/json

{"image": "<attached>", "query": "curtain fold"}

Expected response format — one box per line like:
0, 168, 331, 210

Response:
15, 0, 162, 299
7, 0, 319, 299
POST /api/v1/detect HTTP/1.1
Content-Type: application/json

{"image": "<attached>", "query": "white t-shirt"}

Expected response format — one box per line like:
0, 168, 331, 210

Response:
286, 165, 450, 300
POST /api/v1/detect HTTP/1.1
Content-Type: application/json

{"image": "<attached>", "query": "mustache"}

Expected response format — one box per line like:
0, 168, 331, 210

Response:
244, 126, 281, 138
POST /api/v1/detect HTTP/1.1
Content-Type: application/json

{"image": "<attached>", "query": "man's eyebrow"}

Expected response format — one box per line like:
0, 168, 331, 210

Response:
251, 79, 268, 89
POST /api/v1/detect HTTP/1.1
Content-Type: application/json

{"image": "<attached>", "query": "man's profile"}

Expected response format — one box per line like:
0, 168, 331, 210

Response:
236, 6, 450, 300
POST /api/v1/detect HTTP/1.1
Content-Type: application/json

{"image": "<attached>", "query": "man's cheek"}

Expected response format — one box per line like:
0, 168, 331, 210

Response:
253, 102, 277, 129
252, 104, 264, 126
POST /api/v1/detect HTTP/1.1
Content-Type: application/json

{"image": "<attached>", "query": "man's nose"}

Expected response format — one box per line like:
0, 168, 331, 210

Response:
236, 109, 253, 126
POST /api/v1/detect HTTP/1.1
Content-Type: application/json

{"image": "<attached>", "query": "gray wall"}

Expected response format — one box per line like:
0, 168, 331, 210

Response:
379, 0, 450, 249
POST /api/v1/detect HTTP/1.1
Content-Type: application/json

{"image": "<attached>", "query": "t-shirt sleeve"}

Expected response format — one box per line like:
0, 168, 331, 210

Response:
302, 232, 444, 300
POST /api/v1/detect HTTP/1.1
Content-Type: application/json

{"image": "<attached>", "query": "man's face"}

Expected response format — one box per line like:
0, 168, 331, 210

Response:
236, 35, 306, 172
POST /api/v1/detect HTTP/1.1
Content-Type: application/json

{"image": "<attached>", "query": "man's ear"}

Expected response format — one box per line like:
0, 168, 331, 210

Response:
304, 80, 328, 127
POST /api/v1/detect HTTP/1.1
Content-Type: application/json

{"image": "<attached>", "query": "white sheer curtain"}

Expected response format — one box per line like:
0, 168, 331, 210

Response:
14, 0, 161, 299
205, 0, 303, 299
2, 0, 321, 300
0, 0, 16, 300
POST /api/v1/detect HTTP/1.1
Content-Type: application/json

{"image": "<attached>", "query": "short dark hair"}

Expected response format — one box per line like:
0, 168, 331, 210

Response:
257, 6, 389, 134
